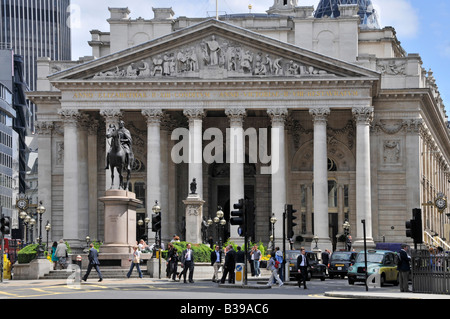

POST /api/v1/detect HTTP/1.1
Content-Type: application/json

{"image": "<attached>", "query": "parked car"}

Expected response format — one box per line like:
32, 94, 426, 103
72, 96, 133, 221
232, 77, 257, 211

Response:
286, 250, 327, 281
347, 249, 399, 287
328, 251, 357, 279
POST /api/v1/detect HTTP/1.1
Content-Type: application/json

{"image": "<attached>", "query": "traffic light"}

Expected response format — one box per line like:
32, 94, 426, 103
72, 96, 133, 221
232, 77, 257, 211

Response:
406, 208, 423, 244
0, 215, 10, 235
230, 199, 245, 228
152, 213, 161, 233
286, 204, 297, 239
246, 199, 255, 240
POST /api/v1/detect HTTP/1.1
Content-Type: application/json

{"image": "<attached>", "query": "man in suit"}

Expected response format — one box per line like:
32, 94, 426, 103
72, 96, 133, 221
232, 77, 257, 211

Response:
297, 248, 309, 289
181, 243, 195, 283
397, 244, 411, 292
221, 245, 236, 284
210, 245, 223, 282
82, 243, 103, 282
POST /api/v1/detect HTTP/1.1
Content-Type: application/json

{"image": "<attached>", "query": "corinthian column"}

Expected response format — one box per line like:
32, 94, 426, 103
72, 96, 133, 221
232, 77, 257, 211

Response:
352, 107, 375, 249
183, 108, 205, 199
267, 108, 288, 243
225, 108, 246, 241
309, 108, 331, 251
36, 121, 53, 241
142, 109, 164, 226
58, 109, 80, 248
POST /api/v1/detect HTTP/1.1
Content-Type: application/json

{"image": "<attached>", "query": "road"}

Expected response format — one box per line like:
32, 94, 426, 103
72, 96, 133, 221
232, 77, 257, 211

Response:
0, 276, 404, 300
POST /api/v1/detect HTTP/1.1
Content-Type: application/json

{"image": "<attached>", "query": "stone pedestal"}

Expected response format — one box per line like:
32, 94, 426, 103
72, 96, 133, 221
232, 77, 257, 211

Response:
183, 193, 205, 244
98, 189, 142, 266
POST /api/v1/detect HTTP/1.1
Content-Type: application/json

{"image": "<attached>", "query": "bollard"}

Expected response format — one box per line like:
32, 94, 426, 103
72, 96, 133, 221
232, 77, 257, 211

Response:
76, 255, 82, 273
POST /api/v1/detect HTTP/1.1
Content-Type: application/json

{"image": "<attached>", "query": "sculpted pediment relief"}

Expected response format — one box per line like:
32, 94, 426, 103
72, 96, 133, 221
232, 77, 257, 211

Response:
92, 34, 332, 81
50, 20, 379, 83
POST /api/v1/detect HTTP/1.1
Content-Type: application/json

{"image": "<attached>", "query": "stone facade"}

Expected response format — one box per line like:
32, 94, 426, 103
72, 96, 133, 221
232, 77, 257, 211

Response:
27, 1, 450, 252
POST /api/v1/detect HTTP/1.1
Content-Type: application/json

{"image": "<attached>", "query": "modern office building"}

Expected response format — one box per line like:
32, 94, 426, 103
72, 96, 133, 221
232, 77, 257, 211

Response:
0, 50, 18, 228
0, 0, 72, 130
28, 0, 449, 253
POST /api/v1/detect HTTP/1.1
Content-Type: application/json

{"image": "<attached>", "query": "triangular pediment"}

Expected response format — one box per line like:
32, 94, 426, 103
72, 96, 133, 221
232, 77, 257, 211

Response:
49, 19, 380, 83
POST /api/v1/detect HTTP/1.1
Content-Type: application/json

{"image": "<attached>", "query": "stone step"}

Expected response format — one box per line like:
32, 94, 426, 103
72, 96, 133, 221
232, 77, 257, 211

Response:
41, 267, 149, 279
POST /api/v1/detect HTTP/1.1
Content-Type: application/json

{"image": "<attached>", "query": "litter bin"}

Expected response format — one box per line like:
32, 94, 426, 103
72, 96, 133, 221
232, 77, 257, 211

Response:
3, 254, 11, 280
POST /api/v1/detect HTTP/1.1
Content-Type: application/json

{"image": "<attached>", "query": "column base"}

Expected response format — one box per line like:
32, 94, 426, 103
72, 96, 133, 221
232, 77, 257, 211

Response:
352, 238, 376, 252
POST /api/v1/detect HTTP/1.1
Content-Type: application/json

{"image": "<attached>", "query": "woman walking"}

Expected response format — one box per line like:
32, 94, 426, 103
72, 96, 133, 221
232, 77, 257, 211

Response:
266, 252, 283, 287
127, 246, 143, 278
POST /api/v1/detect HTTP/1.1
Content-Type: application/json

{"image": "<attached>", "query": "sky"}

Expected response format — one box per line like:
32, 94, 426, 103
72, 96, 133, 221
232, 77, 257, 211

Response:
69, 0, 450, 111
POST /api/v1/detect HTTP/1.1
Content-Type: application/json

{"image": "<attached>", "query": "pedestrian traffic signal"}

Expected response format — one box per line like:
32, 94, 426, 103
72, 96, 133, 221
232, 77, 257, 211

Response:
0, 215, 10, 235
406, 208, 423, 244
230, 199, 245, 228
152, 213, 161, 233
286, 204, 297, 239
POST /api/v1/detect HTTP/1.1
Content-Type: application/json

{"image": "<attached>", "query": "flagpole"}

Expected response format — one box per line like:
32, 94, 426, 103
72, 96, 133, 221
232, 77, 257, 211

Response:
216, 0, 219, 20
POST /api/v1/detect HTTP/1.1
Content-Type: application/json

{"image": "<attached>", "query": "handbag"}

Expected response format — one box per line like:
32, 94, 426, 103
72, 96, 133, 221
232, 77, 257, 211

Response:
133, 252, 140, 264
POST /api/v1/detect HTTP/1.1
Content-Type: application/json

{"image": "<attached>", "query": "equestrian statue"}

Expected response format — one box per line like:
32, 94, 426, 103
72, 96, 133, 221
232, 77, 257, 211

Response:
105, 120, 135, 190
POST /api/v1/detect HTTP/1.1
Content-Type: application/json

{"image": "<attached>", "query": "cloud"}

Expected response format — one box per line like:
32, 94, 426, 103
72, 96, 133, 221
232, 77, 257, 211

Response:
373, 0, 419, 38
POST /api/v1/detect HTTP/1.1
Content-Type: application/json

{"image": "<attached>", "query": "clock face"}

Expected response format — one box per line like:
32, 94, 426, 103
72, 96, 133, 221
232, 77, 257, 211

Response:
17, 198, 28, 210
436, 198, 447, 210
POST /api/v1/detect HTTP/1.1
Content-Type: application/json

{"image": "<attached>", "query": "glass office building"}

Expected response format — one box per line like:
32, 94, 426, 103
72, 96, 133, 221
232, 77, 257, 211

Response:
0, 0, 72, 130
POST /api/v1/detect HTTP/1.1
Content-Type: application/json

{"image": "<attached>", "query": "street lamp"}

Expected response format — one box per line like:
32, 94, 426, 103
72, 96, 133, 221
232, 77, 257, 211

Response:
45, 221, 51, 252
152, 201, 161, 248
36, 201, 46, 259
144, 216, 150, 241
270, 214, 277, 252
215, 207, 226, 246
313, 235, 319, 250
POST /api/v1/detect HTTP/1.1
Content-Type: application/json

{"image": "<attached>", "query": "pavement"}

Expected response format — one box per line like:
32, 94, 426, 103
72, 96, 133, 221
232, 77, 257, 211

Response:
1, 277, 450, 299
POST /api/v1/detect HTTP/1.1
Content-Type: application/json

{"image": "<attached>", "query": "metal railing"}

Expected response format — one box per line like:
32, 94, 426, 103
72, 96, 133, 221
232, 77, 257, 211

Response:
411, 249, 450, 295
424, 230, 450, 251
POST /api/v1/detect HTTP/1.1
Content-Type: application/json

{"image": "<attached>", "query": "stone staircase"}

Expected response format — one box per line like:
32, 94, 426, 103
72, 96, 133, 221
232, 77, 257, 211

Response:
41, 266, 149, 280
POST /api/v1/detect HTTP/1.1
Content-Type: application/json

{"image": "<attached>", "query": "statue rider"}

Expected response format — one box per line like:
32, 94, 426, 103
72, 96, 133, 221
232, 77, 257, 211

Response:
105, 120, 134, 171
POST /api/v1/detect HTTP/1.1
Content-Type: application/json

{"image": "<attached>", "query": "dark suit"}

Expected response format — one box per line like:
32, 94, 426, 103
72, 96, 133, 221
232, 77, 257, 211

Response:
397, 248, 411, 292
82, 247, 102, 281
180, 248, 195, 283
221, 249, 236, 284
297, 253, 309, 288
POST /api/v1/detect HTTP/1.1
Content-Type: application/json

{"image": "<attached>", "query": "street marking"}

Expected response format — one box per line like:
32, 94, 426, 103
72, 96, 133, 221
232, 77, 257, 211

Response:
0, 291, 19, 297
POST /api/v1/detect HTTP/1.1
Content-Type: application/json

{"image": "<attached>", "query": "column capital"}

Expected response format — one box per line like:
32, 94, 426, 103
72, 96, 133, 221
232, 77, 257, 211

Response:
309, 108, 330, 124
100, 109, 122, 124
35, 121, 54, 136
183, 108, 205, 120
142, 109, 164, 125
267, 108, 288, 126
58, 109, 80, 126
225, 108, 247, 127
352, 107, 374, 125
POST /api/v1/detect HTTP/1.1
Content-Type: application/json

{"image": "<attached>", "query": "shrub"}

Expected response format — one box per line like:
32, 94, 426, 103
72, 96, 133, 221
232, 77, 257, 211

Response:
17, 244, 39, 264
165, 241, 212, 263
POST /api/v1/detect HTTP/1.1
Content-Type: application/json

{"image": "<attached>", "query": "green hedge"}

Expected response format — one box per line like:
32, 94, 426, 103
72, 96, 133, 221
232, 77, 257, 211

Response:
163, 241, 212, 263
17, 244, 39, 264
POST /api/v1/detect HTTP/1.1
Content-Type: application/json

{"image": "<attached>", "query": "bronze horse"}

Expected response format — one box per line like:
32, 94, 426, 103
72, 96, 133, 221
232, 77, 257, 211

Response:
106, 124, 132, 190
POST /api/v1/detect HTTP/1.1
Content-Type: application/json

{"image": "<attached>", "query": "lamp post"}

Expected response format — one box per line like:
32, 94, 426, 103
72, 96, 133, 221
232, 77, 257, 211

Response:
36, 201, 46, 259
270, 214, 277, 252
19, 211, 27, 248
313, 235, 319, 250
342, 220, 351, 251
29, 216, 36, 244
214, 207, 226, 247
152, 201, 162, 279
45, 221, 51, 252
